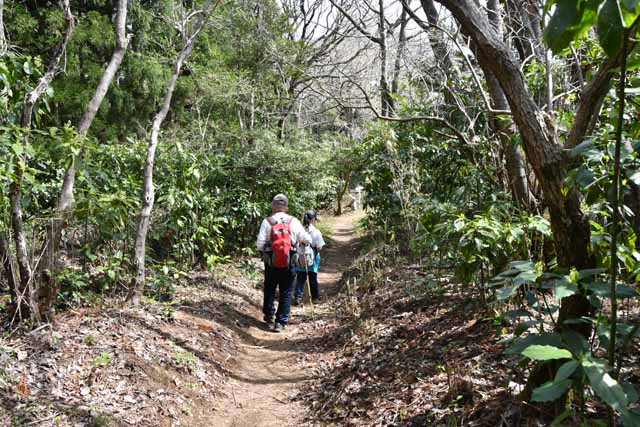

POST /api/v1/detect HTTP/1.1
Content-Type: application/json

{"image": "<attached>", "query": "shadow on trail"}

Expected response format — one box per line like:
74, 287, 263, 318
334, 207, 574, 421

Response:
177, 298, 353, 356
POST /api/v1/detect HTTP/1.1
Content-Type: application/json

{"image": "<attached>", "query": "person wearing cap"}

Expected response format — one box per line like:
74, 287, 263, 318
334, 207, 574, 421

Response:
256, 194, 311, 332
293, 210, 326, 306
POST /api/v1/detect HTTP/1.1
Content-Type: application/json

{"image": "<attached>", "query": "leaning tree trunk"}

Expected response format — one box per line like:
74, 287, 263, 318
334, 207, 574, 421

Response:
40, 0, 130, 320
8, 0, 74, 323
377, 0, 392, 117
128, 2, 213, 305
431, 0, 616, 408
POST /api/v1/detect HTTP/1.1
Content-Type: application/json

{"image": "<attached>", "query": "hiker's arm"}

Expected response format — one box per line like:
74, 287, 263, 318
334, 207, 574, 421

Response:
256, 219, 270, 251
292, 219, 311, 246
313, 228, 325, 251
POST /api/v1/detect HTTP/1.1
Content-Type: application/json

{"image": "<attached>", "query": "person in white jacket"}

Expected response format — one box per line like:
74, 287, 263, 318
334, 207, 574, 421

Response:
256, 194, 311, 332
293, 210, 325, 306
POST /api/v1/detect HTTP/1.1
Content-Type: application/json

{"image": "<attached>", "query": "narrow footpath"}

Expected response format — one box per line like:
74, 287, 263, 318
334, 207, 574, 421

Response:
206, 212, 362, 427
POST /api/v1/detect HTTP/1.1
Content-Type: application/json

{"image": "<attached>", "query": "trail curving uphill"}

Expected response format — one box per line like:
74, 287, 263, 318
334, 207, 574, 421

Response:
206, 212, 362, 427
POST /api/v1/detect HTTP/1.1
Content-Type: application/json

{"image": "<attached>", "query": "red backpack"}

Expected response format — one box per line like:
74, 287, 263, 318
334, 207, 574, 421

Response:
267, 215, 293, 268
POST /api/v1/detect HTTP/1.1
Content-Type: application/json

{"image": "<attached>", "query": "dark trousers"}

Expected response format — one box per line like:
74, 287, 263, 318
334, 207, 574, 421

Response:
295, 271, 319, 300
263, 266, 296, 325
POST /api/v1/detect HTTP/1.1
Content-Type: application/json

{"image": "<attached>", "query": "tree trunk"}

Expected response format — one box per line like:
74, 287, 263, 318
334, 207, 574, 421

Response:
420, 0, 453, 72
40, 0, 130, 319
0, 0, 6, 54
336, 172, 353, 216
9, 0, 74, 323
389, 6, 408, 116
485, 0, 532, 209
128, 2, 213, 305
433, 0, 592, 267
432, 0, 596, 408
0, 231, 17, 309
378, 0, 391, 117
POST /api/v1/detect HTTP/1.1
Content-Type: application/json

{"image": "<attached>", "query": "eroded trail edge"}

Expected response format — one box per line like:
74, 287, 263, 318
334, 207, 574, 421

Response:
206, 212, 362, 427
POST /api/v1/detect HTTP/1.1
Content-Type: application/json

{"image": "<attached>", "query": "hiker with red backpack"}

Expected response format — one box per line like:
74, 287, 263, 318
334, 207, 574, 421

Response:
256, 194, 311, 332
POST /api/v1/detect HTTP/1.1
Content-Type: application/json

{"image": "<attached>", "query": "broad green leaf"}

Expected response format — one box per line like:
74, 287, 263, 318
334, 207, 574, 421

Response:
623, 382, 639, 404
583, 354, 628, 412
561, 330, 590, 355
620, 409, 640, 427
576, 166, 596, 188
532, 379, 573, 402
504, 309, 534, 319
496, 284, 521, 300
597, 0, 624, 56
513, 270, 540, 286
578, 268, 605, 279
555, 360, 579, 381
584, 282, 638, 298
506, 333, 564, 355
521, 345, 573, 360
555, 282, 577, 302
570, 139, 595, 157
545, 0, 601, 53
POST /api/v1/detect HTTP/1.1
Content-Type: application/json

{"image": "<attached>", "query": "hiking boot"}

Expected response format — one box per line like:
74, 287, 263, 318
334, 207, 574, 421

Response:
312, 296, 322, 304
273, 322, 285, 333
263, 314, 274, 324
292, 297, 302, 306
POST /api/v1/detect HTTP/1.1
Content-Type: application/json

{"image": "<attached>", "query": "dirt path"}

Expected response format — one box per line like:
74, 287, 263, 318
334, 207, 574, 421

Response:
206, 212, 362, 427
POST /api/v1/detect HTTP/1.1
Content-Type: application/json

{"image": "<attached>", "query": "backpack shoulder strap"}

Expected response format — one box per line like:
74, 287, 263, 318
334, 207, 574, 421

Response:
267, 216, 277, 226
284, 215, 293, 225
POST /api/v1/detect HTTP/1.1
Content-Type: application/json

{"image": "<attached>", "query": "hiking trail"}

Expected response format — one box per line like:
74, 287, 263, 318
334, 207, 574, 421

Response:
206, 211, 362, 427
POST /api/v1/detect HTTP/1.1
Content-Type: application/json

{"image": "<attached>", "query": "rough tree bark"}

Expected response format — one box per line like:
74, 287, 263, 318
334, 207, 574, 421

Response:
431, 0, 601, 405
9, 0, 74, 322
128, 1, 214, 305
39, 0, 130, 320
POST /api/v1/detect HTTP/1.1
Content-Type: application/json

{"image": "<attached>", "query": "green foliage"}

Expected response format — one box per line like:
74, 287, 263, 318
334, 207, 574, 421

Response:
495, 258, 640, 423
544, 0, 640, 55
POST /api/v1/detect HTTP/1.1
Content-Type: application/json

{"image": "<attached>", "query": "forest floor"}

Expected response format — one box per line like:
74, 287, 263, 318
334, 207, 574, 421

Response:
0, 212, 363, 427
3, 213, 637, 426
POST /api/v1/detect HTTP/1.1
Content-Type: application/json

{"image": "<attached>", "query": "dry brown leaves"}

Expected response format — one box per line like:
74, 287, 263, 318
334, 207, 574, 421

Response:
298, 262, 521, 427
0, 265, 258, 427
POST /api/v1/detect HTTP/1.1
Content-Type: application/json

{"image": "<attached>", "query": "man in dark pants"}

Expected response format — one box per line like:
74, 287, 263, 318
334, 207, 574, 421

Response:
256, 194, 310, 332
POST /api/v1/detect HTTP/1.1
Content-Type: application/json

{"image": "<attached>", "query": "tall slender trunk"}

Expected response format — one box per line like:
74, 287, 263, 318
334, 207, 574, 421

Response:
8, 0, 74, 322
336, 172, 353, 216
420, 0, 453, 72
128, 2, 213, 305
485, 0, 532, 209
39, 0, 130, 319
389, 6, 408, 116
0, 0, 6, 55
378, 0, 391, 117
0, 231, 17, 308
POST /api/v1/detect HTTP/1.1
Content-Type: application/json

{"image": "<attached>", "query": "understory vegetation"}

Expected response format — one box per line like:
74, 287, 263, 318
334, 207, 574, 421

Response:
2, 0, 640, 425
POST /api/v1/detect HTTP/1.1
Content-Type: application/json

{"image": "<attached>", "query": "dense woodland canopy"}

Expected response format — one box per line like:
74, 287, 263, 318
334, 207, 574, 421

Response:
1, 0, 640, 425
